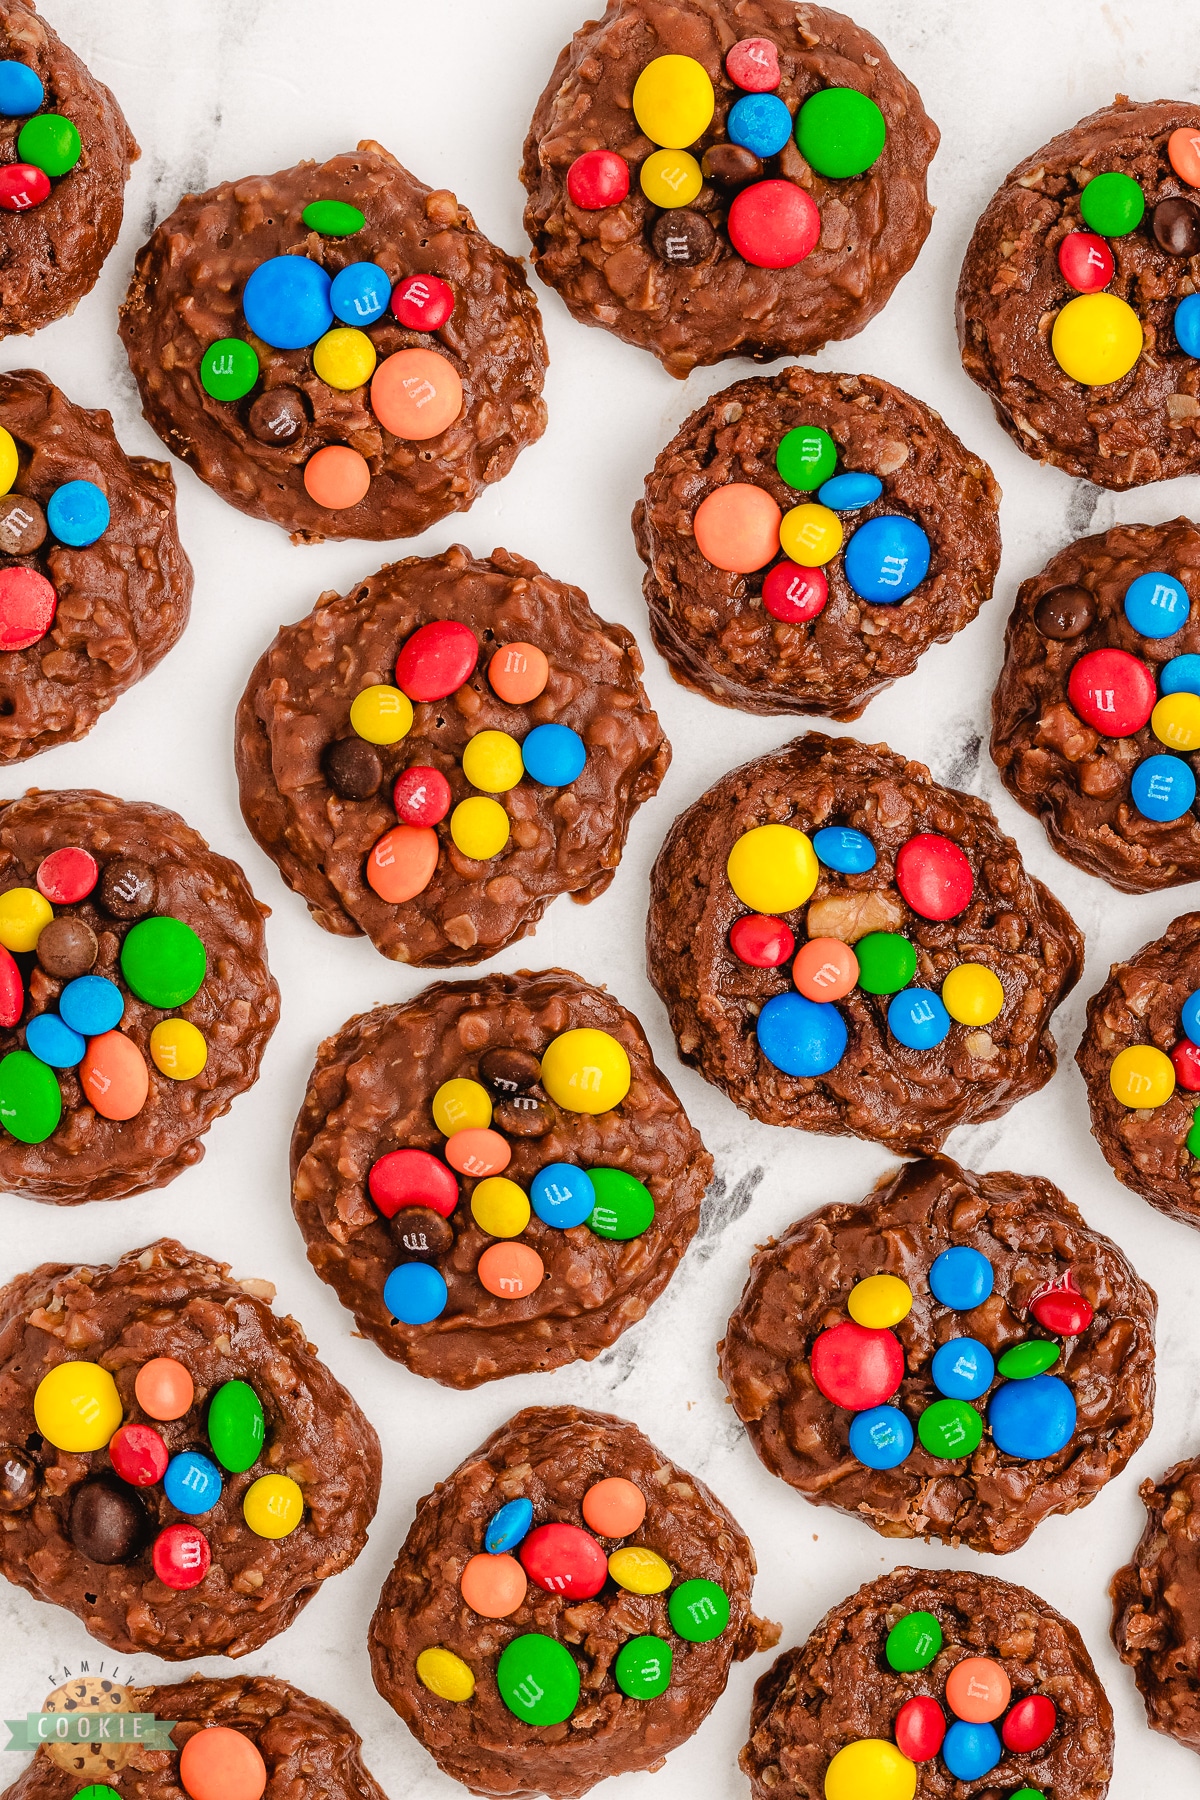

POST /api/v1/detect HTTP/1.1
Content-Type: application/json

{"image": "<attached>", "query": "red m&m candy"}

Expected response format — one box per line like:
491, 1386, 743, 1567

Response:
36, 846, 98, 905
390, 274, 455, 332
0, 566, 56, 650
726, 38, 780, 92
393, 765, 451, 827
728, 181, 820, 268
810, 1321, 904, 1409
109, 1421, 169, 1487
1058, 231, 1115, 293
152, 1522, 211, 1590
763, 561, 828, 623
1171, 1039, 1200, 1090
567, 150, 631, 210
1028, 1269, 1093, 1337
519, 1522, 608, 1598
369, 1147, 458, 1219
0, 947, 23, 1029
0, 163, 50, 211
1067, 647, 1156, 735
1001, 1693, 1057, 1753
396, 620, 478, 701
895, 1695, 945, 1762
730, 913, 795, 968
895, 834, 974, 921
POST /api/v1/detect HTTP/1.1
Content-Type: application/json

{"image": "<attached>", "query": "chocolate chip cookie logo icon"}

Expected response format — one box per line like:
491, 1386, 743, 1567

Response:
5, 1664, 176, 1776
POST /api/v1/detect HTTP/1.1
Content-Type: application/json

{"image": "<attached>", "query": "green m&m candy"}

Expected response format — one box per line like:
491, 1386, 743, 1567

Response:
76, 1788, 122, 1800
668, 1578, 729, 1642
776, 425, 837, 491
796, 87, 886, 180
997, 1339, 1060, 1380
1079, 171, 1144, 238
120, 916, 206, 1009
302, 199, 365, 237
1187, 1111, 1200, 1158
855, 932, 917, 996
1010, 1791, 1047, 1800
207, 1379, 265, 1473
615, 1634, 673, 1698
17, 112, 81, 177
200, 338, 260, 402
0, 1049, 62, 1144
917, 1397, 983, 1460
885, 1609, 942, 1672
586, 1167, 654, 1241
496, 1633, 580, 1725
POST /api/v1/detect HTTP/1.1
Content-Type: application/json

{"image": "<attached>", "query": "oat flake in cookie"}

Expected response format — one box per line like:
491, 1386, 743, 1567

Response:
291, 970, 710, 1387
647, 733, 1083, 1153
369, 1405, 778, 1798
634, 368, 1000, 719
0, 1241, 380, 1657
992, 518, 1200, 892
744, 1567, 1113, 1799
521, 1, 937, 377
1112, 1454, 1200, 1756
958, 99, 1200, 488
236, 546, 669, 966
0, 0, 137, 338
720, 1154, 1155, 1554
119, 143, 547, 542
0, 789, 278, 1204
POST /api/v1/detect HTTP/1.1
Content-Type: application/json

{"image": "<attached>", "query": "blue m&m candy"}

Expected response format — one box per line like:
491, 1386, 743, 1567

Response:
848, 1404, 913, 1470
531, 1162, 595, 1229
243, 255, 333, 350
1131, 753, 1196, 822
727, 92, 793, 158
887, 987, 950, 1049
817, 472, 883, 512
46, 481, 109, 547
485, 1497, 534, 1555
988, 1373, 1076, 1459
931, 1336, 994, 1400
330, 261, 392, 326
929, 1246, 993, 1311
164, 1449, 222, 1515
521, 723, 586, 787
0, 62, 45, 116
757, 991, 847, 1076
1161, 654, 1200, 696
813, 825, 876, 873
384, 1261, 447, 1325
1182, 989, 1200, 1044
1176, 293, 1200, 357
942, 1721, 1002, 1782
59, 974, 123, 1037
25, 1011, 85, 1069
1123, 570, 1190, 638
844, 515, 930, 602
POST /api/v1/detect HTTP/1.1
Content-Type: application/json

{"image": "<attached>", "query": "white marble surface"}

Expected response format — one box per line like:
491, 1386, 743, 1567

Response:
2, 0, 1200, 1794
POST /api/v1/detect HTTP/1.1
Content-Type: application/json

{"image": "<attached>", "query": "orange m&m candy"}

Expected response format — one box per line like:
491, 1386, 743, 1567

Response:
366, 825, 439, 903
1169, 127, 1200, 188
81, 1031, 149, 1120
302, 444, 371, 509
179, 1725, 267, 1800
135, 1356, 194, 1421
582, 1477, 646, 1537
489, 642, 549, 705
460, 1551, 527, 1618
371, 348, 463, 440
445, 1127, 511, 1177
793, 937, 859, 1002
692, 483, 781, 573
945, 1656, 1010, 1723
477, 1241, 544, 1300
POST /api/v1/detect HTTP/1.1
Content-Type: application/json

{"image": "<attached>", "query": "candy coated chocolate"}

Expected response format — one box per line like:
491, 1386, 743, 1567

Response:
36, 915, 97, 978
99, 856, 156, 919
247, 388, 306, 446
68, 1477, 146, 1564
0, 492, 46, 553
324, 736, 383, 800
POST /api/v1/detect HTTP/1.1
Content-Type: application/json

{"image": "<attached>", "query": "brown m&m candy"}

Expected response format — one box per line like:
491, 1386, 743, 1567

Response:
651, 210, 716, 267
1034, 585, 1095, 640
389, 1205, 454, 1262
479, 1047, 541, 1096
701, 144, 763, 186
0, 493, 47, 555
37, 915, 98, 979
325, 736, 383, 800
0, 1447, 36, 1512
1152, 197, 1200, 257
68, 1477, 145, 1564
493, 1093, 554, 1138
248, 388, 307, 447
99, 858, 156, 919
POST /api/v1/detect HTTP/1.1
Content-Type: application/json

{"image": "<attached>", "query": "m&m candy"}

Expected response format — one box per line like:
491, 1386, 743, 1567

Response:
988, 1373, 1076, 1458
693, 482, 781, 572
997, 1339, 1059, 1379
888, 988, 951, 1050
26, 1012, 84, 1069
303, 445, 370, 509
669, 1577, 729, 1641
368, 824, 440, 900
460, 1551, 527, 1617
894, 1695, 946, 1763
1109, 1043, 1176, 1107
929, 1246, 993, 1311
150, 1019, 208, 1080
81, 1031, 149, 1121
384, 1261, 448, 1324
727, 823, 818, 912
1171, 1038, 1200, 1089
485, 1497, 534, 1554
1079, 170, 1144, 236
179, 1725, 266, 1800
776, 426, 837, 490
540, 1028, 630, 1113
477, 1241, 544, 1298
728, 180, 820, 268
330, 261, 391, 325
121, 916, 206, 1008
1066, 647, 1155, 734
1057, 231, 1114, 293
433, 1077, 492, 1135
0, 949, 20, 1030
60, 974, 123, 1036
1132, 755, 1196, 821
36, 846, 97, 904
728, 93, 792, 158
0, 61, 44, 114
390, 274, 455, 332
796, 86, 886, 179
848, 1404, 913, 1470
371, 348, 463, 440
946, 1657, 1010, 1722
462, 729, 523, 793
370, 1147, 458, 1218
0, 162, 49, 210
17, 113, 80, 176
818, 471, 883, 511
632, 54, 714, 148
313, 327, 376, 390
779, 502, 842, 567
726, 38, 780, 92
1051, 292, 1142, 384
0, 885, 52, 952
352, 686, 416, 748
1161, 653, 1200, 696
0, 566, 56, 650
615, 1636, 672, 1699
164, 1449, 222, 1515
886, 1610, 942, 1671
470, 1175, 529, 1237
394, 765, 452, 826
417, 1647, 476, 1702
587, 1166, 654, 1239
1152, 691, 1200, 751
582, 1476, 646, 1537
793, 936, 858, 1001
847, 1274, 912, 1329
152, 1522, 211, 1590
530, 1162, 594, 1229
0, 1046, 61, 1141
810, 1320, 903, 1409
1124, 570, 1190, 637
566, 149, 630, 210
496, 1634, 580, 1726
243, 256, 333, 349
941, 1721, 1001, 1782
302, 199, 364, 236
855, 931, 916, 995
917, 1396, 983, 1459
762, 561, 827, 622
135, 1356, 194, 1420
489, 642, 549, 705
942, 963, 1004, 1026
757, 990, 846, 1075
522, 723, 586, 787
109, 1421, 169, 1487
207, 1379, 265, 1473
825, 1744, 915, 1800
1002, 1694, 1057, 1753
639, 148, 702, 209
200, 339, 259, 402
450, 797, 509, 860
521, 1521, 607, 1597
396, 620, 478, 700
0, 428, 17, 495
243, 1472, 304, 1539
930, 1337, 994, 1399
34, 1361, 122, 1451
730, 913, 795, 967
608, 1545, 671, 1594
896, 833, 974, 920
844, 515, 931, 601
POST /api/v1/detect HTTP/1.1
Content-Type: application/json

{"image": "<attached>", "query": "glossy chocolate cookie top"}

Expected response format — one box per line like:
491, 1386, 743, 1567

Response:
1112, 1454, 1200, 1757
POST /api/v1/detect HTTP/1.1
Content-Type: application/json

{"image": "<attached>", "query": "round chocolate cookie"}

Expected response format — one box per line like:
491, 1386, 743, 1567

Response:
719, 1153, 1156, 1553
119, 143, 547, 542
0, 788, 278, 1204
646, 732, 1083, 1153
0, 1675, 387, 1800
0, 1239, 381, 1658
992, 517, 1200, 892
633, 368, 1001, 719
521, 0, 938, 377
958, 99, 1200, 488
291, 969, 711, 1387
236, 545, 669, 966
1075, 912, 1200, 1230
743, 1567, 1114, 1800
369, 1405, 778, 1799
0, 0, 137, 339
1112, 1453, 1200, 1756
0, 370, 192, 761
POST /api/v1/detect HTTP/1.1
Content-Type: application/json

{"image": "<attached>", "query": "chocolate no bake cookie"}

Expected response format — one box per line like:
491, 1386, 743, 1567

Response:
743, 1568, 1114, 1800
291, 970, 711, 1387
120, 143, 547, 542
1112, 1453, 1200, 1757
1, 0, 137, 339
958, 99, 1200, 488
719, 1154, 1156, 1553
522, 1, 937, 377
647, 734, 1083, 1153
369, 1405, 777, 1798
633, 368, 1000, 719
237, 546, 669, 967
992, 518, 1200, 892
0, 1240, 380, 1658
0, 370, 192, 760
0, 788, 278, 1204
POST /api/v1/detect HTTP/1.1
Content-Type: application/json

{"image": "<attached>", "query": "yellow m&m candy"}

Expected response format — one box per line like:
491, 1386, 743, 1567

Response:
632, 54, 715, 148
350, 684, 413, 745
780, 503, 843, 568
1051, 292, 1143, 385
433, 1077, 492, 1136
150, 1019, 208, 1080
1152, 690, 1200, 753
941, 963, 1005, 1027
639, 149, 703, 209
0, 885, 52, 953
727, 823, 818, 914
462, 729, 524, 793
243, 1472, 304, 1539
416, 1646, 475, 1703
312, 327, 377, 390
470, 1176, 530, 1238
1110, 1044, 1175, 1109
0, 426, 17, 497
541, 1027, 631, 1114
847, 1274, 912, 1329
450, 796, 510, 860
608, 1546, 672, 1594
824, 1740, 915, 1800
34, 1361, 123, 1452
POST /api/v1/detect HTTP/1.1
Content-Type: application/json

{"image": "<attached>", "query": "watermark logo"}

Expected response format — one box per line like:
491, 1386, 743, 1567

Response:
5, 1664, 175, 1775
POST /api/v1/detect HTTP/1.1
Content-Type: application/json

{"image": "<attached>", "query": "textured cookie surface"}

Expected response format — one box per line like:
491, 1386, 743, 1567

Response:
1112, 1454, 1200, 1756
